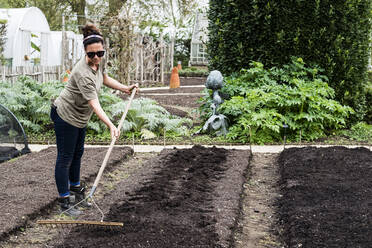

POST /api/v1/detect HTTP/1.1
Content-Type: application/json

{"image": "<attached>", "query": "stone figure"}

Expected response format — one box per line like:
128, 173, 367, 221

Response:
198, 70, 228, 136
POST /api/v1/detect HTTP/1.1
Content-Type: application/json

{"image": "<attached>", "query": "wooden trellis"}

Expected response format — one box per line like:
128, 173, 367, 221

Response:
129, 34, 172, 86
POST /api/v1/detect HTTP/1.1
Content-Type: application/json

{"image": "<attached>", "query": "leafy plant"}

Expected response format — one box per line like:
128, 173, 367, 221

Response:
0, 76, 64, 132
0, 76, 192, 141
208, 0, 371, 122
110, 97, 192, 139
179, 67, 209, 77
339, 122, 372, 142
200, 58, 354, 143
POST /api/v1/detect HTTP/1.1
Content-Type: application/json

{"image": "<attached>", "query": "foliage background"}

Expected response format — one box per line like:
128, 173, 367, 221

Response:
208, 0, 372, 122
0, 77, 192, 141
199, 58, 354, 143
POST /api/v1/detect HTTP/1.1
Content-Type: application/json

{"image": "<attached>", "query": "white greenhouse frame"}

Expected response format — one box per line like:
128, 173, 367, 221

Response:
0, 7, 53, 67
189, 11, 208, 66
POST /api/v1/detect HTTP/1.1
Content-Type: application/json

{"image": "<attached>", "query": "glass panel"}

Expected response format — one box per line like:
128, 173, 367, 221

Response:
191, 44, 198, 57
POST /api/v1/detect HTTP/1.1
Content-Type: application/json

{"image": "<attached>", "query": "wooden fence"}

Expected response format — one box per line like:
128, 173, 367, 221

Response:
0, 65, 62, 84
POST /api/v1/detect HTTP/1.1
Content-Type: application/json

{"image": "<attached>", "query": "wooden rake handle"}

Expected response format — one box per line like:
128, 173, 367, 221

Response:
88, 85, 138, 198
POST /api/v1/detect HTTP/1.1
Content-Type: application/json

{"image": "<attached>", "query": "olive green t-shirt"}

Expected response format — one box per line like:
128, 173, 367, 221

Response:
54, 57, 105, 128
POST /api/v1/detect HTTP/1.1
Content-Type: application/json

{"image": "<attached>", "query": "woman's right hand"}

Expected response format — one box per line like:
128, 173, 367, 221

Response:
109, 124, 120, 140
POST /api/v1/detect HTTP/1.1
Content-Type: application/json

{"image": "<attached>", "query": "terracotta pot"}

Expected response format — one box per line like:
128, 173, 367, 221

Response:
169, 67, 180, 88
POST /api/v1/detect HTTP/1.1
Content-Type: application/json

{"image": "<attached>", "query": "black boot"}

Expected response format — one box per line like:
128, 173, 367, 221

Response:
58, 196, 81, 217
70, 184, 92, 208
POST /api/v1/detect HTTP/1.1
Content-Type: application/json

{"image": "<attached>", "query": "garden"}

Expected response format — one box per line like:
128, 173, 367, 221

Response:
0, 0, 372, 247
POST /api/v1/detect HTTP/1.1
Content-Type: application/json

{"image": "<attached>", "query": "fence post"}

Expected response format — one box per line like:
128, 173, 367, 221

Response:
160, 35, 164, 85
41, 66, 45, 83
57, 65, 61, 82
2, 66, 5, 81
140, 35, 144, 85
62, 14, 66, 73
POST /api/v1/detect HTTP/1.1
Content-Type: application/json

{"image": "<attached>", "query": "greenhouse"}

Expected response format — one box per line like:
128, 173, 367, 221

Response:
0, 7, 83, 67
0, 7, 56, 67
189, 11, 208, 66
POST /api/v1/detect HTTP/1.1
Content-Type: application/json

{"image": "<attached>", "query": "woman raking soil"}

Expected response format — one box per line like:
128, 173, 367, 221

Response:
50, 23, 138, 218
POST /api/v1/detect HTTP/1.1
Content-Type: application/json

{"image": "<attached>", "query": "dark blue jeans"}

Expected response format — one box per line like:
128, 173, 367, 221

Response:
50, 106, 86, 197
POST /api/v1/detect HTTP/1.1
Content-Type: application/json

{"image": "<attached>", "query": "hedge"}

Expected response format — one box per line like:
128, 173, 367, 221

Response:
208, 0, 372, 121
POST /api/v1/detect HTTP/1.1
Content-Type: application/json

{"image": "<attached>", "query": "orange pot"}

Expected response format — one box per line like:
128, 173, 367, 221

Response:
169, 67, 180, 88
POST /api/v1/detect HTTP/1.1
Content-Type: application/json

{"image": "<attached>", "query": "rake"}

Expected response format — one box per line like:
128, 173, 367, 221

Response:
37, 85, 138, 229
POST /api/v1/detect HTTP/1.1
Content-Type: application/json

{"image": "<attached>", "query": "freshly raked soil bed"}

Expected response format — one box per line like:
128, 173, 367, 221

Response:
49, 145, 251, 248
277, 146, 372, 248
0, 146, 133, 242
1, 142, 371, 247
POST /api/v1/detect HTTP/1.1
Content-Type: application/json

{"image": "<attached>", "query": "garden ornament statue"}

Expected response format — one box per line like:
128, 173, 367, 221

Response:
198, 70, 228, 136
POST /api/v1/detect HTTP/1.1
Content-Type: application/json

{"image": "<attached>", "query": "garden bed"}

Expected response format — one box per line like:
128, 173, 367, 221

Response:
2, 144, 371, 247
0, 146, 133, 241
136, 94, 202, 109
121, 76, 205, 110
141, 86, 205, 94
277, 146, 372, 247
45, 145, 251, 247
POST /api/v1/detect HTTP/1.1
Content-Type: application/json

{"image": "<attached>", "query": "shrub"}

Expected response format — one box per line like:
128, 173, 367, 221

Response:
0, 77, 64, 132
199, 58, 354, 143
208, 0, 372, 121
178, 67, 209, 77
366, 71, 372, 123
339, 122, 372, 142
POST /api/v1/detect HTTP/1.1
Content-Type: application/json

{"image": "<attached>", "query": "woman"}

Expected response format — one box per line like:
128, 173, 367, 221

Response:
51, 23, 138, 217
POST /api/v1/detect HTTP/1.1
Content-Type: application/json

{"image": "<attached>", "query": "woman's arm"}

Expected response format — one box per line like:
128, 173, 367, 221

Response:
88, 98, 119, 139
103, 74, 138, 95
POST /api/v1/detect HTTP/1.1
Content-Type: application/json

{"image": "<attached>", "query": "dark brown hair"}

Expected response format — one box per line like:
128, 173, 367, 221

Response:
82, 23, 103, 48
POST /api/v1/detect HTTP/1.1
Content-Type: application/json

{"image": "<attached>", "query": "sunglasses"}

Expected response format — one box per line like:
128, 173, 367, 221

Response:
86, 50, 105, 59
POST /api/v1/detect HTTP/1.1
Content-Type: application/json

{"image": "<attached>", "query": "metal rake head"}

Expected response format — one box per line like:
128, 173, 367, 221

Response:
36, 219, 123, 229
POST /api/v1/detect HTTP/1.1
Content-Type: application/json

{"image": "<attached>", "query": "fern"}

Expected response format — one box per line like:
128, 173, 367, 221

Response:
111, 97, 192, 139
0, 76, 192, 140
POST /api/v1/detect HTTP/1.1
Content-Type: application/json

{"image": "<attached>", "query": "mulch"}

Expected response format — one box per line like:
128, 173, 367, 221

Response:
49, 145, 251, 248
0, 146, 133, 242
277, 146, 372, 248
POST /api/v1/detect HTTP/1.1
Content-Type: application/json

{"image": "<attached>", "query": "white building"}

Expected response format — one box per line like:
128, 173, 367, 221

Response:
189, 11, 208, 66
0, 7, 83, 68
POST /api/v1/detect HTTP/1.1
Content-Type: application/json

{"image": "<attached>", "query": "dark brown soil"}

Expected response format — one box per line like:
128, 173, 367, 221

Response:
0, 146, 133, 242
50, 145, 250, 248
141, 86, 205, 94
163, 76, 206, 86
138, 94, 202, 108
178, 77, 207, 86
161, 105, 190, 118
277, 146, 372, 248
120, 77, 205, 110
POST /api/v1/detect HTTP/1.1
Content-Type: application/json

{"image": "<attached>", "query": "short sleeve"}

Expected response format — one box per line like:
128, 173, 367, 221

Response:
76, 77, 98, 101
